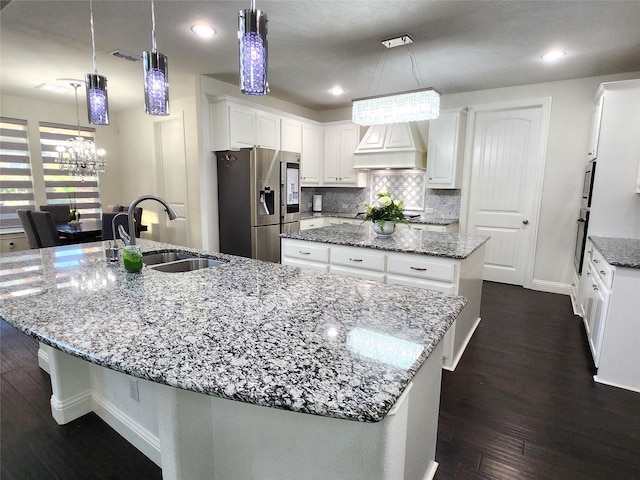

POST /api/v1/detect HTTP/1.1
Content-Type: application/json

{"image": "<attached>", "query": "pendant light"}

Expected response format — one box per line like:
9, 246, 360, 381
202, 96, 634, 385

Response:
85, 0, 109, 125
352, 35, 440, 126
238, 0, 268, 96
143, 0, 169, 115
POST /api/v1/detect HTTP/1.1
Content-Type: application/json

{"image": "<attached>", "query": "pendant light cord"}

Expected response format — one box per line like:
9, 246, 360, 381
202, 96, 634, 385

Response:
151, 0, 157, 52
72, 83, 82, 137
406, 43, 424, 88
89, 0, 97, 74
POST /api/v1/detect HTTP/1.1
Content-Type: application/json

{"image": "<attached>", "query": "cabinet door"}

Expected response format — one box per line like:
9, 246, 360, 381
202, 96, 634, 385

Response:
323, 127, 341, 183
426, 109, 466, 189
588, 94, 604, 160
256, 111, 280, 150
229, 104, 256, 148
338, 124, 359, 184
301, 124, 323, 185
281, 118, 302, 153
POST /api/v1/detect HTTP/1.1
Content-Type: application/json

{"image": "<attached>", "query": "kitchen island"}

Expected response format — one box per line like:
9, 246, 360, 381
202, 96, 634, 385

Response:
281, 224, 489, 370
0, 240, 467, 480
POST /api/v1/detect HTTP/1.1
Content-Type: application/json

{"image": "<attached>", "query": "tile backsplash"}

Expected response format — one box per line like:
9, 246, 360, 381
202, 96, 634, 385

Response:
301, 170, 461, 218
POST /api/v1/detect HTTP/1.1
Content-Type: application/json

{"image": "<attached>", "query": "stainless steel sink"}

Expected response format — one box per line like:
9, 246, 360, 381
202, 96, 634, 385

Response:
143, 250, 227, 273
149, 258, 226, 273
143, 250, 200, 265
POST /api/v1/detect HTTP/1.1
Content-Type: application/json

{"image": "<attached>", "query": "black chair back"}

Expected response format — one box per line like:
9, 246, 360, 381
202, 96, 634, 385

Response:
102, 213, 130, 241
28, 211, 61, 248
17, 209, 41, 249
40, 204, 70, 223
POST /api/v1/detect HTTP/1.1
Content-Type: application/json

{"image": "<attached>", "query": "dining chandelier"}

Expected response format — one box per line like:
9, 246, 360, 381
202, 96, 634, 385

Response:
352, 35, 440, 126
56, 83, 106, 178
238, 0, 269, 96
143, 0, 169, 115
85, 0, 109, 125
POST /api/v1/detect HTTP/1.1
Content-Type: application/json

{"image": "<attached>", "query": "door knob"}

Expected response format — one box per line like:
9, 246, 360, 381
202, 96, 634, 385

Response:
522, 219, 529, 225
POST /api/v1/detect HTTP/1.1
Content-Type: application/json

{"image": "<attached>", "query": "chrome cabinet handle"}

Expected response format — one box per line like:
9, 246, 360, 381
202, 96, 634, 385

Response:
349, 258, 363, 262
593, 259, 599, 264
592, 285, 598, 291
299, 251, 311, 255
410, 266, 428, 271
600, 270, 605, 276
522, 220, 529, 225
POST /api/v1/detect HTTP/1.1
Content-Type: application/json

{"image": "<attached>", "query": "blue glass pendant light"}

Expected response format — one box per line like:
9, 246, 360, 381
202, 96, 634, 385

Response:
85, 0, 109, 125
238, 0, 269, 96
143, 0, 169, 115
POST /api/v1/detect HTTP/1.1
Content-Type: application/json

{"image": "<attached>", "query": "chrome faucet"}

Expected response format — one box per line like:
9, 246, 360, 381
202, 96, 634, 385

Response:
112, 212, 130, 246
126, 195, 179, 246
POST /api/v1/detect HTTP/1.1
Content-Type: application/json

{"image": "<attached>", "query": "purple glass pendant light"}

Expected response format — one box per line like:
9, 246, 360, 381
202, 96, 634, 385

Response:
143, 0, 169, 115
238, 0, 268, 96
85, 0, 109, 125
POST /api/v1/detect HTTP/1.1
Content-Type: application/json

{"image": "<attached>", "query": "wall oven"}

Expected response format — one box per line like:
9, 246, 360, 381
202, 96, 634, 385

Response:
574, 208, 590, 273
582, 160, 596, 208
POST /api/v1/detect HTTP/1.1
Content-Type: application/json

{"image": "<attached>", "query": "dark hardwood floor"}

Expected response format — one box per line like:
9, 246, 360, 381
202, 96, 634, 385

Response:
1, 282, 639, 479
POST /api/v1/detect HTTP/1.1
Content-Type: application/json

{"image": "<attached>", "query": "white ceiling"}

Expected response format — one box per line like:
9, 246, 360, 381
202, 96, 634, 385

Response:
2, 0, 640, 113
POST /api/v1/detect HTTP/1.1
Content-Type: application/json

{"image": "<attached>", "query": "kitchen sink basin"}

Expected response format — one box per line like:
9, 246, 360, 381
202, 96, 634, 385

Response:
149, 257, 226, 273
142, 250, 197, 265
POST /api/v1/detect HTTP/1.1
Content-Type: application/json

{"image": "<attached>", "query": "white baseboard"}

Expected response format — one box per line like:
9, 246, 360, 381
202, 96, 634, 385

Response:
92, 394, 162, 466
37, 345, 50, 373
529, 279, 573, 296
50, 389, 93, 425
593, 375, 640, 394
443, 317, 481, 372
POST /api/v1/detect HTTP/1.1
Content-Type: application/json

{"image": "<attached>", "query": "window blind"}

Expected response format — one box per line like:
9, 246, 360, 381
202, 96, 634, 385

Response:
39, 122, 101, 219
0, 117, 35, 232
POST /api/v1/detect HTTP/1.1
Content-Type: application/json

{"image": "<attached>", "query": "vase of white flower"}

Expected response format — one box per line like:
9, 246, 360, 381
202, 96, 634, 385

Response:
363, 189, 408, 236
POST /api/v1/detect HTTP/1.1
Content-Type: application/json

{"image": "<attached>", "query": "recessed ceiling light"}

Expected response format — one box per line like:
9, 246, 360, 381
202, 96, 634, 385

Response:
541, 50, 566, 62
191, 24, 216, 38
329, 86, 345, 96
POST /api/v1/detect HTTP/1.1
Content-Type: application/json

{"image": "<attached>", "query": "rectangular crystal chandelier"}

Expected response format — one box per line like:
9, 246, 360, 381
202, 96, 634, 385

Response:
352, 87, 441, 126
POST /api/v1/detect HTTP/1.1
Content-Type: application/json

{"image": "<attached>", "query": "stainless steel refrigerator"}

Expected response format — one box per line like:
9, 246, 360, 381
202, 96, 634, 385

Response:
216, 147, 300, 263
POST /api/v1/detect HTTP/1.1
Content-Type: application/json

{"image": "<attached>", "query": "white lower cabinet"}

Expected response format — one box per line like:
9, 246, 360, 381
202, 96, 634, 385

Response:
281, 238, 486, 370
580, 240, 640, 392
396, 223, 459, 233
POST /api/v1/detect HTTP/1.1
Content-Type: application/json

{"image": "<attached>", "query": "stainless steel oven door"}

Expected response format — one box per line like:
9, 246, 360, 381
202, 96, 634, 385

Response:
574, 208, 590, 273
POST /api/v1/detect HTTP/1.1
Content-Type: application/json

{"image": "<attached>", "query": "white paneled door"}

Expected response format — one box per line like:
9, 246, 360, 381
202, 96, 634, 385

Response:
465, 101, 548, 286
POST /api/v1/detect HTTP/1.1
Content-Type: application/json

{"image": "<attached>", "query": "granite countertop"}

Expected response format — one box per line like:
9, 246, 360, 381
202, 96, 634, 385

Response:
0, 240, 466, 423
300, 211, 459, 226
589, 236, 640, 268
283, 224, 489, 260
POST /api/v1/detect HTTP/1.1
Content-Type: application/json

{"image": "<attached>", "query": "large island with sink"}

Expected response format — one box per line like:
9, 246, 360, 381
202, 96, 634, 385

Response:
0, 239, 467, 480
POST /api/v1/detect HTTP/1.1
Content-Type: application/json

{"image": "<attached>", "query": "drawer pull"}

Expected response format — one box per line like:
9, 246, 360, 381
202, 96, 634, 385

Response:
298, 251, 311, 255
349, 258, 363, 262
593, 259, 599, 264
592, 285, 598, 291
600, 270, 606, 275
410, 266, 428, 271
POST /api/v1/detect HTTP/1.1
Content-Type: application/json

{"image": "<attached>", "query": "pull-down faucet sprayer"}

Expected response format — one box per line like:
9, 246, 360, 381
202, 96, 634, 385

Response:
125, 195, 178, 246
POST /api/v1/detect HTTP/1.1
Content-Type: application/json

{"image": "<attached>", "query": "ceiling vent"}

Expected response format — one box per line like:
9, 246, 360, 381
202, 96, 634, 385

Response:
109, 50, 141, 62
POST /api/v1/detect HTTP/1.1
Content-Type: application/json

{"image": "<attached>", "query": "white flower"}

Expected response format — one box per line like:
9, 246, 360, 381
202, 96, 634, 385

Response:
378, 196, 392, 207
377, 188, 390, 198
393, 199, 404, 209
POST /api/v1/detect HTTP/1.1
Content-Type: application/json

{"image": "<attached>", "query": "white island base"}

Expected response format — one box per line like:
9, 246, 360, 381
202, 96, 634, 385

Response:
42, 340, 444, 480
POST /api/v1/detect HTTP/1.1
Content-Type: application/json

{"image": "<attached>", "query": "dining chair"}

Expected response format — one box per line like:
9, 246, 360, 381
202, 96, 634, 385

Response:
101, 212, 130, 241
17, 209, 41, 249
29, 211, 61, 248
40, 204, 70, 223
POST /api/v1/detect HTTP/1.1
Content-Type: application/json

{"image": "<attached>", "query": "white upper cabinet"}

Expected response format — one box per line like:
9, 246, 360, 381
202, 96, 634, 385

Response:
281, 118, 302, 153
301, 123, 323, 186
426, 108, 467, 189
210, 97, 281, 151
323, 122, 363, 186
587, 94, 604, 161
256, 111, 280, 150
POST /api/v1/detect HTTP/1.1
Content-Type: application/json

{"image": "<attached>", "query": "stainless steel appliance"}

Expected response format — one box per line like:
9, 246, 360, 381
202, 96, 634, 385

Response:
575, 160, 596, 273
216, 148, 300, 263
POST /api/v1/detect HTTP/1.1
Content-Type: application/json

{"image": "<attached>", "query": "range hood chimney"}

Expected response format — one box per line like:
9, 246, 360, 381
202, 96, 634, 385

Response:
353, 123, 426, 169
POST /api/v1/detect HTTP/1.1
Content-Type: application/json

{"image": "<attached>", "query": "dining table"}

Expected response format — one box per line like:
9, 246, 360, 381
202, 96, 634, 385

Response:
56, 218, 149, 243
56, 218, 103, 242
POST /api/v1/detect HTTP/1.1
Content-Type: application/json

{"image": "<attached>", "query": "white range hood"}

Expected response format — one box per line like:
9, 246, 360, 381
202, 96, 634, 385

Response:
353, 123, 426, 169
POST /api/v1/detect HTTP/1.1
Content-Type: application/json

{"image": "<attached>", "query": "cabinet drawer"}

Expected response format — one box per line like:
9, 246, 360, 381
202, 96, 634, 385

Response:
386, 274, 456, 294
282, 240, 329, 263
387, 255, 456, 283
330, 246, 385, 272
282, 257, 329, 272
330, 265, 385, 282
299, 218, 326, 230
590, 248, 614, 289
